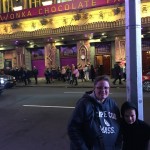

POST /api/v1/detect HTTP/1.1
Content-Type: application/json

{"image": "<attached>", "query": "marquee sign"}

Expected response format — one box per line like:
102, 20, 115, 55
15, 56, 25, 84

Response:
0, 0, 124, 22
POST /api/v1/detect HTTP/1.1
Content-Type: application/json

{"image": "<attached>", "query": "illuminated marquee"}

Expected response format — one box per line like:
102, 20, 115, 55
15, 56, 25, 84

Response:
0, 0, 124, 22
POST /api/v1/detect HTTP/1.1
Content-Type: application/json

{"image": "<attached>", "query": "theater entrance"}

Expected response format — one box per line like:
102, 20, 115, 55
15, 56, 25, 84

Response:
95, 55, 111, 75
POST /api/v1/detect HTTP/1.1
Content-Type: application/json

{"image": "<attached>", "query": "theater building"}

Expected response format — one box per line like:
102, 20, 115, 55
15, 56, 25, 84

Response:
0, 0, 150, 77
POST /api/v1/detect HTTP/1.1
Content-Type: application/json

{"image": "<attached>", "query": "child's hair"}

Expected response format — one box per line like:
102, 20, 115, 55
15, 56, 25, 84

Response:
121, 101, 138, 119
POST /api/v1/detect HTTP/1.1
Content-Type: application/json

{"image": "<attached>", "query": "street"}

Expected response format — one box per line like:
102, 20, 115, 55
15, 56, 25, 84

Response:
0, 87, 149, 150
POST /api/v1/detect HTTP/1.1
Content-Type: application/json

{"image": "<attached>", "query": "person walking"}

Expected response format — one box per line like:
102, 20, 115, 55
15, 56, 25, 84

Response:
61, 66, 66, 82
90, 64, 96, 82
72, 66, 79, 86
79, 67, 85, 82
84, 65, 90, 81
121, 101, 150, 150
22, 67, 28, 85
113, 63, 122, 85
68, 75, 122, 150
123, 63, 126, 81
32, 66, 38, 84
44, 68, 51, 84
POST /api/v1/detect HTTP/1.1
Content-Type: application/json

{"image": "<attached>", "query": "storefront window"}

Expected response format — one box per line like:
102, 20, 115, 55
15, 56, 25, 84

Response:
42, 0, 53, 6
5, 0, 13, 12
0, 1, 3, 13
30, 0, 42, 8
0, 0, 72, 12
57, 0, 72, 3
1, 0, 24, 13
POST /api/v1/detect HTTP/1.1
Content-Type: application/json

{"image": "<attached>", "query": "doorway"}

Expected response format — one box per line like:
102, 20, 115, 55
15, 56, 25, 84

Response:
4, 59, 12, 69
142, 51, 150, 71
95, 55, 111, 75
32, 60, 45, 77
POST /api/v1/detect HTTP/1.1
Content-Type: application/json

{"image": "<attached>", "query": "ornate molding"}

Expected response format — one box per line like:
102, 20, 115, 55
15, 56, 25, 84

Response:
0, 17, 150, 41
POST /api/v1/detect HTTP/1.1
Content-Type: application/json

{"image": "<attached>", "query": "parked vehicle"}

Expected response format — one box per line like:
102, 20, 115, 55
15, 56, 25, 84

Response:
142, 70, 150, 92
0, 75, 16, 89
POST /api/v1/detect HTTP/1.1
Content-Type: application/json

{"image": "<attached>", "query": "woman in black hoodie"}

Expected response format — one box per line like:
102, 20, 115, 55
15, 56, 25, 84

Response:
121, 101, 150, 150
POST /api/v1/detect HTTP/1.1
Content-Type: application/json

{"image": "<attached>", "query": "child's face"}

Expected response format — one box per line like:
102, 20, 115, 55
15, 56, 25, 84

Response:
124, 109, 136, 124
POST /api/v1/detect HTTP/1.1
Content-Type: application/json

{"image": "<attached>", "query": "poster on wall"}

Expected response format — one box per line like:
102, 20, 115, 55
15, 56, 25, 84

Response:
31, 48, 44, 60
60, 45, 77, 58
95, 42, 111, 54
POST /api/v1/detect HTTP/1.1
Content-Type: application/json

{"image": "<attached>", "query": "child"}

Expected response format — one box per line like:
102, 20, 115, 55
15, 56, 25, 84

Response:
121, 101, 150, 150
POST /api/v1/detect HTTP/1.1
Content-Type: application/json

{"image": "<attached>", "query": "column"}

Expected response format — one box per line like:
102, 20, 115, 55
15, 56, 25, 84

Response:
3, 0, 7, 13
45, 43, 57, 68
0, 0, 2, 13
115, 37, 126, 63
125, 0, 143, 120
0, 52, 4, 69
16, 46, 25, 67
77, 39, 91, 68
24, 47, 32, 70
12, 50, 17, 68
23, 0, 28, 9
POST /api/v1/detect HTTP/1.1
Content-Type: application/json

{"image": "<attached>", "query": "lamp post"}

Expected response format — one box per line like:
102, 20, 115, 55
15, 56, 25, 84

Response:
125, 0, 143, 120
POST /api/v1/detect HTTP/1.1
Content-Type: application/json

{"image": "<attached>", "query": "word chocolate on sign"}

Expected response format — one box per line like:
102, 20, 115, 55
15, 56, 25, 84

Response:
0, 0, 124, 22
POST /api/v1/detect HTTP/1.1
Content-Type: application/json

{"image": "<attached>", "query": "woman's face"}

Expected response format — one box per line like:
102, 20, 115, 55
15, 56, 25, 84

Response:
124, 109, 136, 124
94, 80, 110, 102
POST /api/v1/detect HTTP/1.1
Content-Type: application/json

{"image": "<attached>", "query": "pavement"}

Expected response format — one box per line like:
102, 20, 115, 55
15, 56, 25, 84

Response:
16, 77, 126, 88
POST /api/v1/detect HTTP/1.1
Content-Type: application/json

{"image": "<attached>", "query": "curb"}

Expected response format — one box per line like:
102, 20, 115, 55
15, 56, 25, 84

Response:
15, 84, 126, 88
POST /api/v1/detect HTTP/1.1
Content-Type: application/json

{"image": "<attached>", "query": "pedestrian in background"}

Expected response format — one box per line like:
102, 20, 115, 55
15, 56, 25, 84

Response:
113, 62, 122, 85
79, 67, 85, 82
44, 68, 51, 84
68, 75, 122, 150
84, 65, 90, 81
72, 66, 79, 86
61, 66, 66, 82
32, 66, 38, 84
90, 64, 96, 82
123, 63, 126, 81
121, 101, 150, 150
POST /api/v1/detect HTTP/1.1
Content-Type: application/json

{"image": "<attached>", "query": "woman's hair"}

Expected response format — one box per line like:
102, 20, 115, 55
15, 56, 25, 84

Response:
94, 75, 110, 86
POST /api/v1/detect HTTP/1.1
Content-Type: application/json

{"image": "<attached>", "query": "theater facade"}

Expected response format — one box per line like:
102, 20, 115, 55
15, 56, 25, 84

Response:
0, 0, 150, 77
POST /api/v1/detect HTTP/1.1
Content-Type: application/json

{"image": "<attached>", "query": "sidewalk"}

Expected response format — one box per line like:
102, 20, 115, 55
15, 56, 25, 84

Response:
16, 78, 126, 88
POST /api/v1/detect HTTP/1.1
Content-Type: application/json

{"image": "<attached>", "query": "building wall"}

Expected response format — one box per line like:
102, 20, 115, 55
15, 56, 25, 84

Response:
0, 1, 150, 73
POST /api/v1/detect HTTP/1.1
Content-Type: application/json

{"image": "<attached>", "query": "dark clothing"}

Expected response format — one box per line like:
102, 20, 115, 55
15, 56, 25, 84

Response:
79, 69, 85, 82
33, 68, 38, 84
44, 70, 51, 84
121, 119, 150, 150
68, 91, 122, 150
113, 64, 122, 84
22, 70, 28, 85
121, 101, 150, 150
90, 67, 96, 82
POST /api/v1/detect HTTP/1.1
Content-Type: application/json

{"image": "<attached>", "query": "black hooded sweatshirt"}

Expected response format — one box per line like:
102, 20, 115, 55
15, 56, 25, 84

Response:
121, 101, 150, 150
